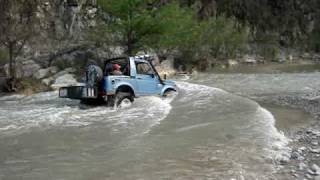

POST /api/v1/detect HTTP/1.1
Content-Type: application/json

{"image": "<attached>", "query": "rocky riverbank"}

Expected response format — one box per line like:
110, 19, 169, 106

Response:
259, 92, 320, 179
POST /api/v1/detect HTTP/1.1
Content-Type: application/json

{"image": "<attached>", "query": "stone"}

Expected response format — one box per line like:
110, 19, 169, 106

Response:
311, 164, 320, 175
311, 140, 319, 146
306, 174, 313, 179
34, 68, 50, 79
155, 56, 176, 79
87, 7, 97, 18
243, 55, 257, 64
298, 146, 307, 153
51, 73, 78, 89
298, 162, 307, 171
277, 155, 290, 165
41, 77, 54, 86
160, 56, 174, 69
52, 68, 76, 79
20, 60, 41, 78
4, 60, 41, 78
291, 151, 301, 159
227, 59, 239, 67
310, 148, 320, 154
292, 173, 298, 178
34, 66, 59, 80
49, 66, 58, 74
306, 129, 313, 134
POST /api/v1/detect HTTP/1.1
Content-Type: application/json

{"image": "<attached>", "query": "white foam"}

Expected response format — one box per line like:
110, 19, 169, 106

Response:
255, 107, 291, 162
0, 91, 174, 135
176, 81, 291, 163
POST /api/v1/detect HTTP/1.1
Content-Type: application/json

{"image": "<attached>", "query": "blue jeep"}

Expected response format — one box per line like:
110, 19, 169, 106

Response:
59, 55, 177, 106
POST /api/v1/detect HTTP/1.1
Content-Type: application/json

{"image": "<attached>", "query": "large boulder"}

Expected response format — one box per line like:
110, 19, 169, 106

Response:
52, 67, 76, 79
51, 73, 78, 89
34, 68, 50, 79
227, 59, 239, 67
40, 68, 76, 87
33, 66, 58, 79
41, 77, 54, 86
4, 60, 41, 78
155, 56, 176, 79
243, 55, 257, 64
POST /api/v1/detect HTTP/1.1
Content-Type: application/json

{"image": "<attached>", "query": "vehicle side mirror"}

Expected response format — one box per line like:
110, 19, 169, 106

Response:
163, 74, 167, 80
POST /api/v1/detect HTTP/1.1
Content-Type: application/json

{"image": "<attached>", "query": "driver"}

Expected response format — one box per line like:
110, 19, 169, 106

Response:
112, 64, 123, 75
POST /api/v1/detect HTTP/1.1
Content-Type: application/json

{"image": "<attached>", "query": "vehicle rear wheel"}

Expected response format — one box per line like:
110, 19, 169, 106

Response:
115, 92, 134, 108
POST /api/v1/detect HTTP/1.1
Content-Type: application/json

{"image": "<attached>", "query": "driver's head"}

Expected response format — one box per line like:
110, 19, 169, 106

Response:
112, 64, 121, 71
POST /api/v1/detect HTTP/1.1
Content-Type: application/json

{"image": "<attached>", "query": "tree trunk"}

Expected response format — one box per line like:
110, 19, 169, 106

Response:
7, 42, 17, 92
8, 42, 15, 79
127, 32, 133, 56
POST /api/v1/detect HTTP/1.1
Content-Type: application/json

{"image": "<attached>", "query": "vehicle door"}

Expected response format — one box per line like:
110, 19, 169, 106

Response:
135, 61, 159, 95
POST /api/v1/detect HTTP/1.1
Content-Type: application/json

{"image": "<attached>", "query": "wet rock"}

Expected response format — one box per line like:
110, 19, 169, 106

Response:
310, 148, 320, 154
306, 129, 313, 134
298, 146, 307, 153
278, 156, 290, 165
292, 173, 299, 178
291, 151, 301, 159
306, 173, 313, 179
311, 164, 320, 175
298, 162, 308, 171
311, 140, 319, 146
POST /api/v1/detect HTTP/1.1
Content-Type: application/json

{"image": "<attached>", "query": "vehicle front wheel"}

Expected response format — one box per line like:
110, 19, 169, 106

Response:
163, 89, 176, 98
115, 92, 134, 108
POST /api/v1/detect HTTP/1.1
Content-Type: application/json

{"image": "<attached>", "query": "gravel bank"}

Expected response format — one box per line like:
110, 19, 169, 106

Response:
257, 92, 320, 179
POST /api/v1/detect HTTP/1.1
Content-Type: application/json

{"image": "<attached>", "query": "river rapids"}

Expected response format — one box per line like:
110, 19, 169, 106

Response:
1, 73, 313, 180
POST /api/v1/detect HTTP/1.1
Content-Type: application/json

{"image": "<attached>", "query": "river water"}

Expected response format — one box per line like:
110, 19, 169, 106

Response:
0, 72, 319, 179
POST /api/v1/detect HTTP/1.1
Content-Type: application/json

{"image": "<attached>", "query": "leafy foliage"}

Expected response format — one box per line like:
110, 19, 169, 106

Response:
198, 16, 248, 60
97, 0, 161, 55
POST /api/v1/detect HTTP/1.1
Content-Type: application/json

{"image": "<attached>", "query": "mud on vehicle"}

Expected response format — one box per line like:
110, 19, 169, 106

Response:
59, 55, 177, 107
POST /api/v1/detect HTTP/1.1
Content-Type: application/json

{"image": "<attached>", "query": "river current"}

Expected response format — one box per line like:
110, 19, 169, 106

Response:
1, 73, 318, 179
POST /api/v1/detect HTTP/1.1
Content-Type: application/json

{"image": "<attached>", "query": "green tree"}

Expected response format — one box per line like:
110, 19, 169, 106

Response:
148, 2, 198, 54
199, 16, 248, 59
96, 0, 198, 56
97, 0, 161, 55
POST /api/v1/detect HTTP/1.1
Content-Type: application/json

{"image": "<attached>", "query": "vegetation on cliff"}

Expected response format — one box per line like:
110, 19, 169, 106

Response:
0, 0, 320, 92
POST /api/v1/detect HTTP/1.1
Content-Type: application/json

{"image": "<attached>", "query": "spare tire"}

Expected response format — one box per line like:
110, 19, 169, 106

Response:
86, 65, 103, 87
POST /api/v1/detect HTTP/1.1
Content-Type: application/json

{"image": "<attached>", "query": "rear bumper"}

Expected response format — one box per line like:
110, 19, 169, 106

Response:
59, 86, 98, 99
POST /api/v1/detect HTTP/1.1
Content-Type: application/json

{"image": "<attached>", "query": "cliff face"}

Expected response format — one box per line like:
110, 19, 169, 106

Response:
26, 0, 99, 60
